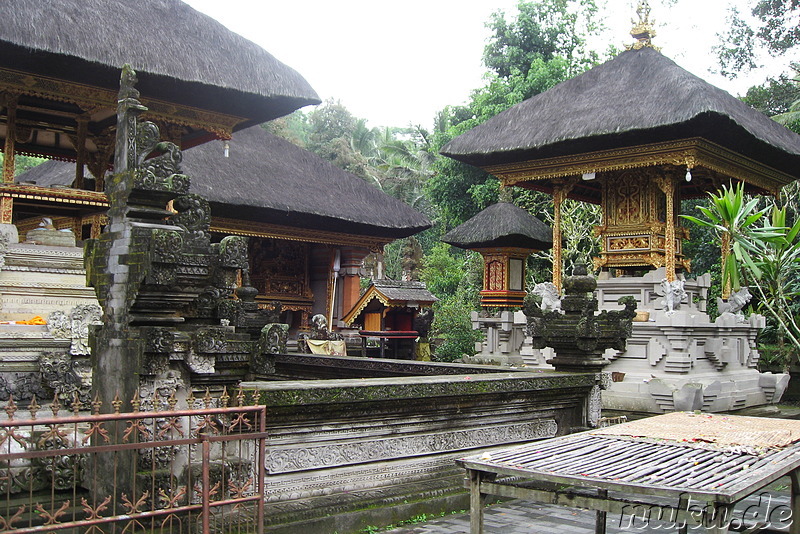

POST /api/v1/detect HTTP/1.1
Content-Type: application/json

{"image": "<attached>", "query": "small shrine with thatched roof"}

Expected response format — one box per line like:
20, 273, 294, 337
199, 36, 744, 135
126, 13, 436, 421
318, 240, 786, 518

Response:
441, 1, 800, 412
442, 199, 552, 365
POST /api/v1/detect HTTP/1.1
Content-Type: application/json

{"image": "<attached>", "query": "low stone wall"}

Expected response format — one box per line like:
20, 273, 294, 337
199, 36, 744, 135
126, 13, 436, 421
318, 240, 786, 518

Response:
263, 352, 513, 380
243, 371, 600, 533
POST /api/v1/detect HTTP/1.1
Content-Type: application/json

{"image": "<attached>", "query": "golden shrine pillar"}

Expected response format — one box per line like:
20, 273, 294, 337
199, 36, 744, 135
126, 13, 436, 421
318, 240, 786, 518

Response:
476, 247, 531, 308
592, 167, 689, 281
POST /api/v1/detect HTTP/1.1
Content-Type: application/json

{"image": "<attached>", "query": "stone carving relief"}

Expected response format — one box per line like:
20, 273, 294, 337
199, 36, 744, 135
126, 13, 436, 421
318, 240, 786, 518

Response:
260, 323, 288, 356
266, 420, 558, 473
39, 352, 91, 407
0, 372, 49, 403
0, 229, 9, 271
47, 304, 102, 356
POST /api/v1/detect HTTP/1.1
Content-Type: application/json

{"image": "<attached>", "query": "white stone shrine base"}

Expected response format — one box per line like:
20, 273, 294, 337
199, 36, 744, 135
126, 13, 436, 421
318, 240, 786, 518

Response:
518, 269, 789, 414
596, 271, 789, 413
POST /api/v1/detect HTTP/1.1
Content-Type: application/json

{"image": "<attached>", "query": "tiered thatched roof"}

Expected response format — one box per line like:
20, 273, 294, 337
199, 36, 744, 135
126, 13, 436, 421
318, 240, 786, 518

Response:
441, 47, 800, 181
441, 202, 551, 251
2, 0, 319, 124
16, 126, 431, 238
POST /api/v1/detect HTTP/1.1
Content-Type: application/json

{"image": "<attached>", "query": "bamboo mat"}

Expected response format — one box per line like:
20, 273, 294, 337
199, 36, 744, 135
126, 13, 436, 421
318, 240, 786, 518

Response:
592, 412, 800, 450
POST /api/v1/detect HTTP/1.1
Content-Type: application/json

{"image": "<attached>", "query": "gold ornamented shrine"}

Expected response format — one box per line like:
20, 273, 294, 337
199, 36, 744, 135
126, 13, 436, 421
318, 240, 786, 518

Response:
478, 247, 529, 307
441, 201, 552, 308
594, 168, 689, 273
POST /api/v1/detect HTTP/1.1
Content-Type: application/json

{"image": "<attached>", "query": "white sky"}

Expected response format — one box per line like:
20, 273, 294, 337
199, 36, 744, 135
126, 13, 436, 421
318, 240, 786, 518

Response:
183, 0, 790, 130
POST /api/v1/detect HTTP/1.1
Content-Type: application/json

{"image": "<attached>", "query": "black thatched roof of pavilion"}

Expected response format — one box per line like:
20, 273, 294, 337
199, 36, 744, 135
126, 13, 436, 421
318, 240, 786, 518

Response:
441, 47, 800, 180
16, 126, 431, 239
441, 202, 552, 250
2, 0, 320, 126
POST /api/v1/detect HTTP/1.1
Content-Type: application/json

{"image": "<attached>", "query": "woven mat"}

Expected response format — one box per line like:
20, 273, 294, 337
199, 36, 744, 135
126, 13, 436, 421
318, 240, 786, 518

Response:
592, 412, 800, 449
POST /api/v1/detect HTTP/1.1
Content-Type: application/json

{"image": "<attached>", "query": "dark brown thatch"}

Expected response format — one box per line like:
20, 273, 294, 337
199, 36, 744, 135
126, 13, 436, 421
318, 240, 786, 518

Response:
441, 202, 552, 250
16, 126, 431, 239
1, 0, 320, 125
441, 47, 800, 179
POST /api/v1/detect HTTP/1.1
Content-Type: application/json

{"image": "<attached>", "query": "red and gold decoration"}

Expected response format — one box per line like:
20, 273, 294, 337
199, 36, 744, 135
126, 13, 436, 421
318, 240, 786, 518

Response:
477, 247, 530, 308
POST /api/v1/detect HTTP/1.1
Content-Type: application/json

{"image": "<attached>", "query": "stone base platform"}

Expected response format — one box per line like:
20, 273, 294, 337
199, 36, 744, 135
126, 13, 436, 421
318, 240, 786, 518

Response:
0, 243, 99, 321
596, 269, 788, 413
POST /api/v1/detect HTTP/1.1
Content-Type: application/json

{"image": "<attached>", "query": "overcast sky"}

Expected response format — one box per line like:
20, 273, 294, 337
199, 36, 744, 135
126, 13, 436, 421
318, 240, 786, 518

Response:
183, 0, 785, 129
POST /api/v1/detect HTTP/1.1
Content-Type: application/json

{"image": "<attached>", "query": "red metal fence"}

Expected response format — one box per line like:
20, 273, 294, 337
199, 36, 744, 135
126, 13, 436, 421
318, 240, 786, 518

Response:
0, 390, 267, 533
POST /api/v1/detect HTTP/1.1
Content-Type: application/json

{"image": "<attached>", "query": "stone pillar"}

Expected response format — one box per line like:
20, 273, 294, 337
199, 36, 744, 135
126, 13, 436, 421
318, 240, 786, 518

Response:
339, 247, 368, 318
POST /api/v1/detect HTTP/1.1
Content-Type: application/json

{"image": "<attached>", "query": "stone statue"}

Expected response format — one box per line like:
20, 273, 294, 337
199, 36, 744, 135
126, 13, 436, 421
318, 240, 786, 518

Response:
532, 282, 562, 312
717, 287, 752, 316
660, 278, 687, 313
413, 308, 434, 339
310, 314, 329, 339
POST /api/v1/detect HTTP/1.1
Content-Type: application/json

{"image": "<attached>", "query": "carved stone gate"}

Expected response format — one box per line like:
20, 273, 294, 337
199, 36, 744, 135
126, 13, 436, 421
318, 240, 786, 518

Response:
0, 392, 266, 533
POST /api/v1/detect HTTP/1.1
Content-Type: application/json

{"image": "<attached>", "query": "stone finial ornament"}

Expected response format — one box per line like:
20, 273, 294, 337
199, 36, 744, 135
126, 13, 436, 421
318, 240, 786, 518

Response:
525, 264, 636, 372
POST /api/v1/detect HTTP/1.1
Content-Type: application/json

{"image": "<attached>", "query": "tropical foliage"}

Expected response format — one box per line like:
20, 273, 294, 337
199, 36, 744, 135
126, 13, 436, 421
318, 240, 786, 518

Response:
682, 183, 800, 362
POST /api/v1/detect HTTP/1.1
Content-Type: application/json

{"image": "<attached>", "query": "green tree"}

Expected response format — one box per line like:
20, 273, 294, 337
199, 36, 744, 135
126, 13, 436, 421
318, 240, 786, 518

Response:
771, 65, 800, 133
426, 0, 603, 227
741, 75, 799, 116
420, 244, 483, 362
716, 1, 800, 77
305, 99, 385, 186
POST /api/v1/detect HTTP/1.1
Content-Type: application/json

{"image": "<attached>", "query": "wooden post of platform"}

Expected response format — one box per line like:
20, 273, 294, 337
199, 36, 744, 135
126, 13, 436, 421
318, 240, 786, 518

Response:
595, 489, 607, 534
469, 469, 486, 534
789, 469, 800, 534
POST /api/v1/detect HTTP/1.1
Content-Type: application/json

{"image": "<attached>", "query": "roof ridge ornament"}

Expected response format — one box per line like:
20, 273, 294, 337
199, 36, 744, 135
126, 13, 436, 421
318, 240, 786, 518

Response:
627, 0, 661, 52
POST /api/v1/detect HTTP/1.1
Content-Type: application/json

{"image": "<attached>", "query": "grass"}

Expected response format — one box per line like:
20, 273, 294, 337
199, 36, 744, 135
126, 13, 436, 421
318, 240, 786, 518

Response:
358, 509, 467, 533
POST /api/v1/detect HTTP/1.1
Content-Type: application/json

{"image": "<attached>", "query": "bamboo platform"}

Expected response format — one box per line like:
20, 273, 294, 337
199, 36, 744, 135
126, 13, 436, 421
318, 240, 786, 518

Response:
458, 413, 800, 533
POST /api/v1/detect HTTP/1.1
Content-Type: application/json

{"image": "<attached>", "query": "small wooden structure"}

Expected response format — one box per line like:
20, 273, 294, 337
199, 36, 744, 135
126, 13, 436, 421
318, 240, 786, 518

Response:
459, 412, 800, 534
441, 201, 551, 308
342, 279, 437, 358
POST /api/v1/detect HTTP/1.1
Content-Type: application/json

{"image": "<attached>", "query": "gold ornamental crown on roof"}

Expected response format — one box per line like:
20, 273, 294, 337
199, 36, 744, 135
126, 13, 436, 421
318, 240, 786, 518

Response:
627, 0, 661, 51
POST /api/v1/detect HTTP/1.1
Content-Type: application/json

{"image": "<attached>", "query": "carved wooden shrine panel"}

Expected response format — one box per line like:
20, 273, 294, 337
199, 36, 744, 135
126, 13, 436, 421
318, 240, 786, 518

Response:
595, 169, 689, 271
249, 238, 312, 311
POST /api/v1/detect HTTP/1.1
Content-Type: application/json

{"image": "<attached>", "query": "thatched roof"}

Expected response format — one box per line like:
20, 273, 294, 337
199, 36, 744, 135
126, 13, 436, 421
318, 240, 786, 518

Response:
16, 126, 431, 239
441, 202, 552, 250
441, 47, 800, 180
1, 0, 320, 126
342, 279, 437, 326
370, 280, 438, 304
